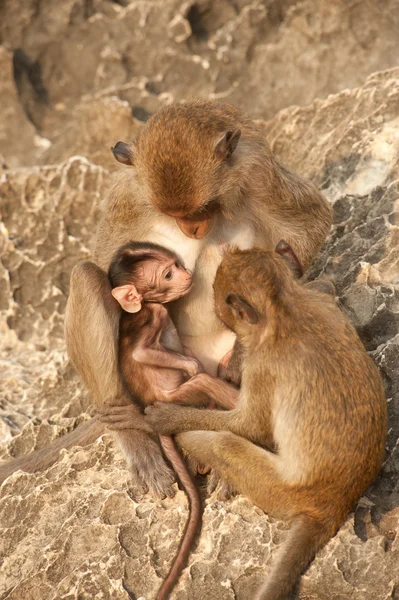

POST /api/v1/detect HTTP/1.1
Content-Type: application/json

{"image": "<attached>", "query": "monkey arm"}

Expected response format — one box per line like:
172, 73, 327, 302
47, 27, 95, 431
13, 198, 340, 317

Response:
144, 403, 273, 448
132, 347, 200, 377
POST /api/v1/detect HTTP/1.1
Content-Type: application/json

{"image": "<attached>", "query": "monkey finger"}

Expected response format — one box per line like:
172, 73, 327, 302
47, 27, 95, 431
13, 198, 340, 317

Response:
128, 475, 149, 498
164, 485, 176, 499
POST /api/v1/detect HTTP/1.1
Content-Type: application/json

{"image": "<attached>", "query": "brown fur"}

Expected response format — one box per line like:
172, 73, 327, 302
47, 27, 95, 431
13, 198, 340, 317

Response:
1, 100, 332, 496
145, 245, 387, 600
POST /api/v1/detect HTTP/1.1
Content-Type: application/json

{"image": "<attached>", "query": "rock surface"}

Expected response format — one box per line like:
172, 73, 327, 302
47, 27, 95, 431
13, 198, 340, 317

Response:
1, 1, 399, 599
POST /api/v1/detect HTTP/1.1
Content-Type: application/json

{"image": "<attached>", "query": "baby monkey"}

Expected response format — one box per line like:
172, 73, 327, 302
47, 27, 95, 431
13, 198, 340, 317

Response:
104, 241, 237, 600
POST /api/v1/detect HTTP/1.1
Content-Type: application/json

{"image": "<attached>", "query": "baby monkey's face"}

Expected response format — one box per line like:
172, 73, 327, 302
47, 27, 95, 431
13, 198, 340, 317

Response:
142, 256, 193, 304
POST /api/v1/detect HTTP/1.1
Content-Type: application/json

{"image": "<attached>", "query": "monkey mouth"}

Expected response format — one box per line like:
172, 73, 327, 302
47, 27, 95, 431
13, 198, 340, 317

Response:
182, 281, 194, 295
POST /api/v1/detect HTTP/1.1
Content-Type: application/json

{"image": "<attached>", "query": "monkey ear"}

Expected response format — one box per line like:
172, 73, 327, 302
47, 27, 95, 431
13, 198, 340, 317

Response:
275, 240, 303, 279
111, 285, 143, 313
111, 141, 135, 166
304, 278, 336, 296
215, 129, 241, 160
225, 292, 258, 324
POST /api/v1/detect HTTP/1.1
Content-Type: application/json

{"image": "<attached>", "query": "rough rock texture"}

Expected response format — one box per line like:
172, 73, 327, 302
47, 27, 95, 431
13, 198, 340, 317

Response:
1, 1, 399, 599
2, 0, 399, 166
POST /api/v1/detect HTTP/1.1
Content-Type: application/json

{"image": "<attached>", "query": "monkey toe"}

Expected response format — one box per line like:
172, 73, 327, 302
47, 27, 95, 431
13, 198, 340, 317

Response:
207, 470, 236, 500
129, 459, 175, 500
146, 468, 176, 499
217, 481, 236, 501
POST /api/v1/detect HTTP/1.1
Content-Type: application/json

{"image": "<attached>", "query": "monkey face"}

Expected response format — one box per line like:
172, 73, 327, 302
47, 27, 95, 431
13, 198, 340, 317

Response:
109, 241, 193, 309
155, 258, 193, 303
111, 102, 242, 240
214, 243, 301, 335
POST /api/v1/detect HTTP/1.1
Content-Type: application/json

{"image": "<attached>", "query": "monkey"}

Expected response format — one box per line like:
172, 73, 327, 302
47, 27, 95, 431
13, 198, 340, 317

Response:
144, 241, 387, 600
0, 100, 332, 495
106, 240, 238, 408
102, 240, 239, 600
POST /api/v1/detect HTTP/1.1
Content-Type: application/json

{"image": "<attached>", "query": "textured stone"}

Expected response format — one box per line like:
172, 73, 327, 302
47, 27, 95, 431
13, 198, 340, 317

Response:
1, 2, 399, 599
0, 46, 44, 169
2, 0, 399, 166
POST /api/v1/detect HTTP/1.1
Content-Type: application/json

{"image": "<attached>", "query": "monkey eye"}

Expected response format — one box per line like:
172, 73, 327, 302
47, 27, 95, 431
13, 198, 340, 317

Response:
165, 270, 173, 280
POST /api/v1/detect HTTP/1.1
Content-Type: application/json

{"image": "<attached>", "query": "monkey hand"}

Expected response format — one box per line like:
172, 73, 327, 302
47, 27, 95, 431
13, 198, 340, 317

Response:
98, 404, 153, 432
184, 358, 202, 378
145, 402, 188, 435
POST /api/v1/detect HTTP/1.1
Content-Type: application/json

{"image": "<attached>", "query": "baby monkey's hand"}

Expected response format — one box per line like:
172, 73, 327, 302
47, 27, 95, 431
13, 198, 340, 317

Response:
184, 357, 202, 378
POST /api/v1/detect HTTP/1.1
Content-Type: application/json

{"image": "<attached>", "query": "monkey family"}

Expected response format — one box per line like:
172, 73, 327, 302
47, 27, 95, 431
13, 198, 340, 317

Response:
104, 238, 386, 600
0, 101, 386, 600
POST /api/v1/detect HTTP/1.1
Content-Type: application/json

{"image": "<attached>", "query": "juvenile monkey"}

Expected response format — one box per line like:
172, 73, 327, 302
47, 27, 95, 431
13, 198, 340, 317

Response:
1, 101, 332, 494
145, 242, 387, 600
103, 240, 238, 600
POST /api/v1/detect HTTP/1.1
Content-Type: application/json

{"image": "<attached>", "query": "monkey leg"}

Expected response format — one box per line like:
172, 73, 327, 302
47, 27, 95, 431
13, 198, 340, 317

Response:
175, 431, 291, 515
164, 374, 239, 409
177, 432, 342, 600
65, 261, 175, 497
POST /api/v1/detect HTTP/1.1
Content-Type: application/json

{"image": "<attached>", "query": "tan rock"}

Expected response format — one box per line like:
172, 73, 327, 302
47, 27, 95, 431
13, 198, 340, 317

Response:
0, 2, 398, 598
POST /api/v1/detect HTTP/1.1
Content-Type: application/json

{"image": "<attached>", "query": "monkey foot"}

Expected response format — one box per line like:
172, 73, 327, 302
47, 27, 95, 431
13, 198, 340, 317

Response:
129, 459, 176, 500
117, 429, 176, 499
207, 470, 236, 501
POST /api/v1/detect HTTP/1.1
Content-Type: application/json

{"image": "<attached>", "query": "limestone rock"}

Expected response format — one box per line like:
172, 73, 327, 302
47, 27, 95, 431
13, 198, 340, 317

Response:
1, 1, 399, 599
2, 0, 399, 167
0, 46, 44, 169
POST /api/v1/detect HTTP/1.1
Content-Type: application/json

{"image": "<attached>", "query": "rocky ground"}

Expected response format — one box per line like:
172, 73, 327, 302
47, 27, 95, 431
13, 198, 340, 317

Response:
0, 1, 398, 599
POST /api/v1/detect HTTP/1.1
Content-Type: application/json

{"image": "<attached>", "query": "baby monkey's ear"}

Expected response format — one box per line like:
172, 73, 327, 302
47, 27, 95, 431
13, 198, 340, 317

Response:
275, 240, 303, 279
225, 292, 259, 324
112, 285, 143, 313
111, 141, 135, 166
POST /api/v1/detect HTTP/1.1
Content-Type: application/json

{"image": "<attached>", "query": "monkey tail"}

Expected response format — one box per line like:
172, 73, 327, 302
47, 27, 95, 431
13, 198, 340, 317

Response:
0, 416, 104, 484
156, 435, 202, 600
255, 514, 337, 600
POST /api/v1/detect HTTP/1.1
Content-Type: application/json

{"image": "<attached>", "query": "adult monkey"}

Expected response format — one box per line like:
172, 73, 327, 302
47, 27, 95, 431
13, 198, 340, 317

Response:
2, 101, 331, 496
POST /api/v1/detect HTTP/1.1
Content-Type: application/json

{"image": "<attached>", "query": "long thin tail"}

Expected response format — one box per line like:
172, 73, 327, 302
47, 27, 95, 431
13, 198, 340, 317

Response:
156, 435, 202, 600
0, 416, 104, 484
255, 514, 336, 600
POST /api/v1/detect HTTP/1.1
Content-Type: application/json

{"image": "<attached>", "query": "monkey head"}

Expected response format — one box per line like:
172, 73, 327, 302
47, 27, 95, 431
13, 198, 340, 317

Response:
108, 241, 192, 312
214, 241, 303, 341
111, 102, 244, 240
